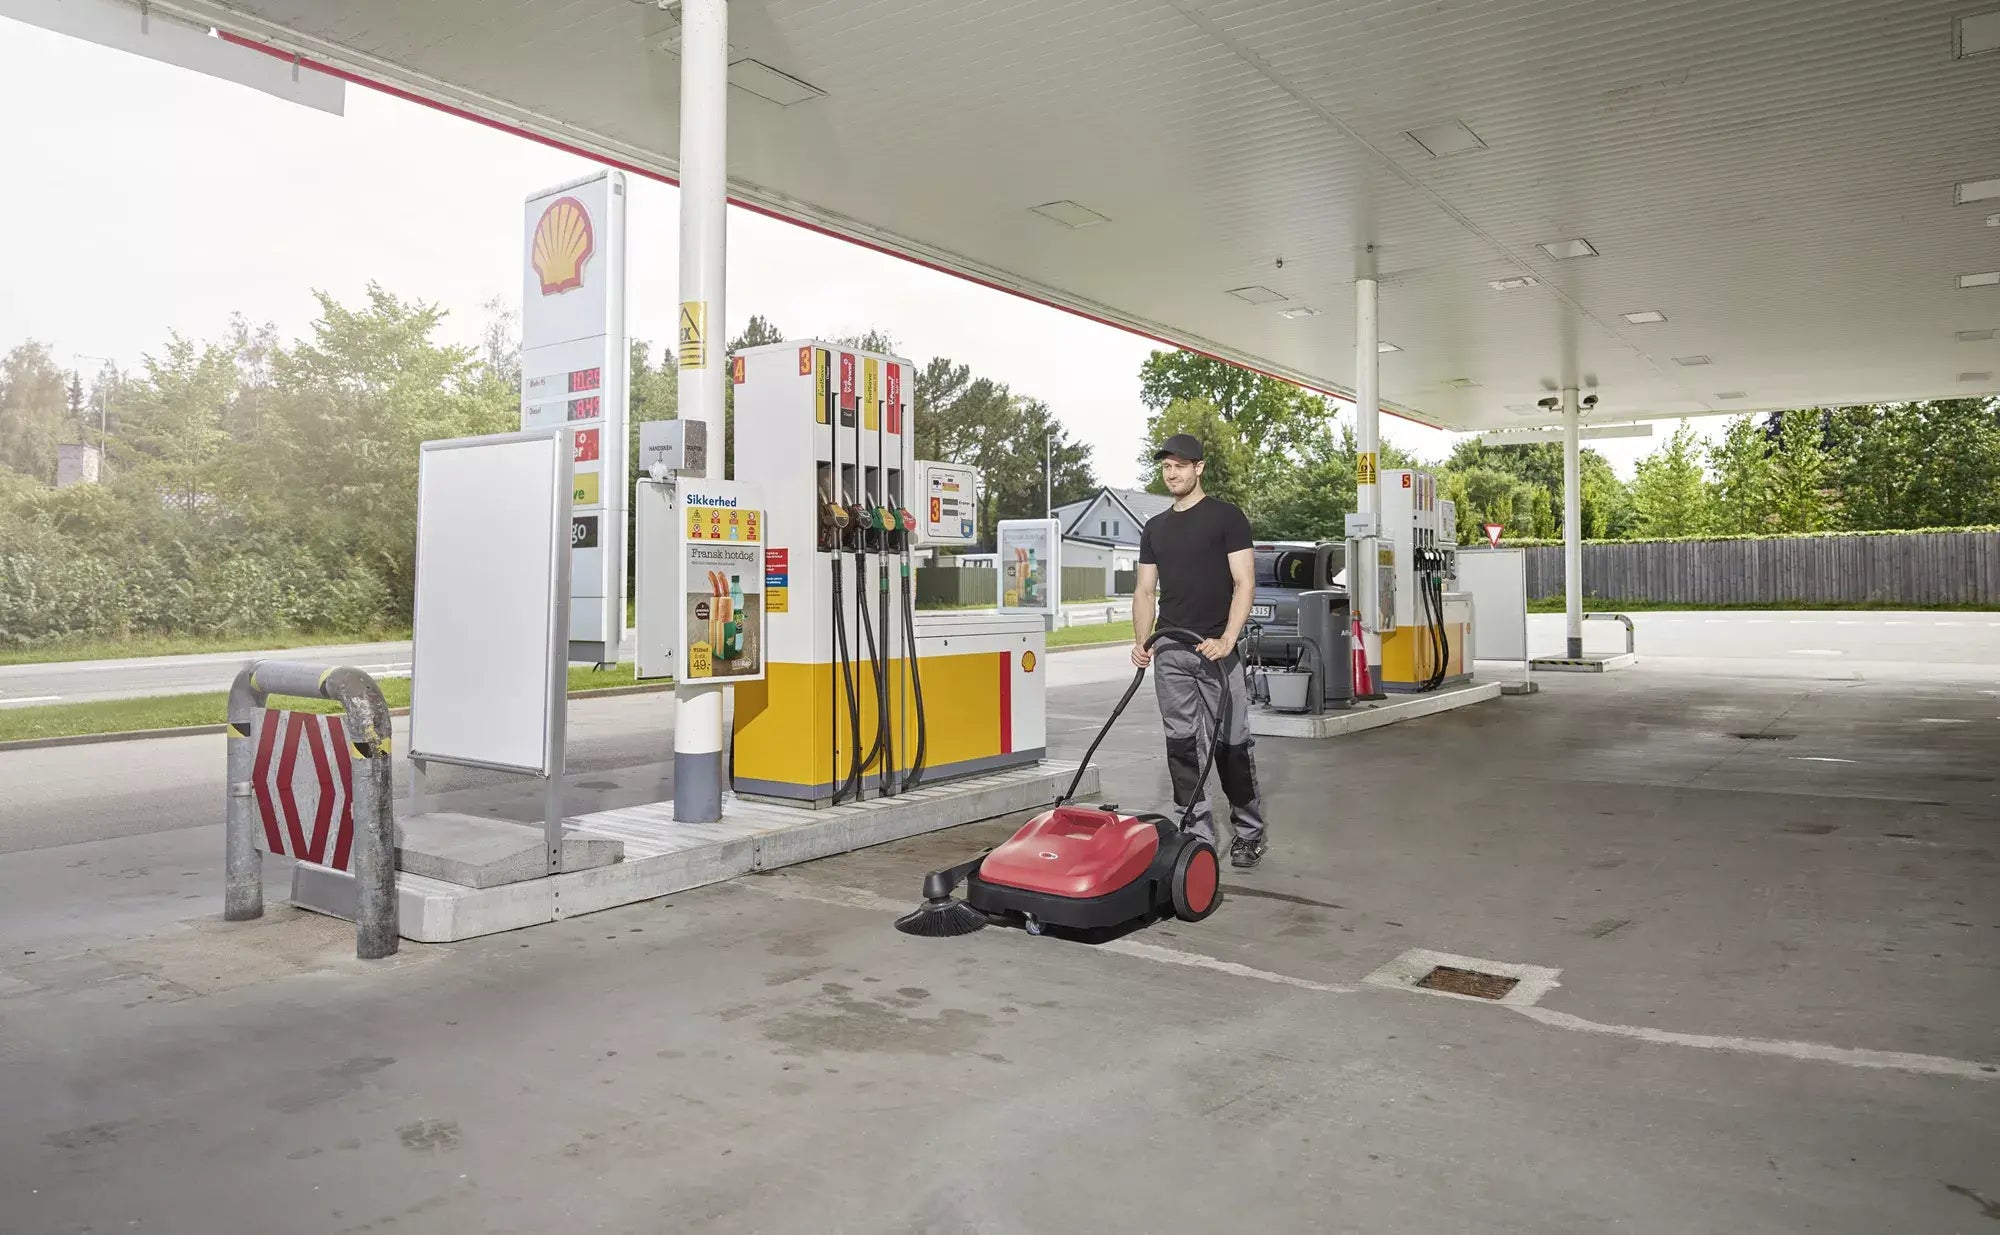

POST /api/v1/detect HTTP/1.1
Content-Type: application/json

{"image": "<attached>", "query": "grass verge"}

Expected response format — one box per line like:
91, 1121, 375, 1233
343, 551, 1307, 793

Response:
0, 663, 644, 745
1050, 620, 1133, 648
0, 629, 411, 668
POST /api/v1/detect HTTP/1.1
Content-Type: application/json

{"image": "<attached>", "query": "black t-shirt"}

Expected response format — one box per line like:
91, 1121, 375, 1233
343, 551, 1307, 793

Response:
1138, 496, 1254, 638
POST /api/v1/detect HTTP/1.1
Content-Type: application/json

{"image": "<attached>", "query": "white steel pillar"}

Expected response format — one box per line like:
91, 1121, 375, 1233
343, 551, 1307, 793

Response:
673, 0, 729, 822
1355, 274, 1382, 674
1562, 386, 1583, 659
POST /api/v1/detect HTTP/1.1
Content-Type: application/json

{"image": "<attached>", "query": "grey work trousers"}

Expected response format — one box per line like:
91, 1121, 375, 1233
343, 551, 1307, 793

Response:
1151, 642, 1266, 847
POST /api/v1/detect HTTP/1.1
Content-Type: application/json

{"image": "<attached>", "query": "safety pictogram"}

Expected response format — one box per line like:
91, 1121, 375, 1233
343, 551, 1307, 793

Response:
251, 709, 356, 872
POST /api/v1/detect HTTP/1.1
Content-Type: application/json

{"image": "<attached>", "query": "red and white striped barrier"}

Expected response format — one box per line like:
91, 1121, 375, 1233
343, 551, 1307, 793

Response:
250, 709, 358, 872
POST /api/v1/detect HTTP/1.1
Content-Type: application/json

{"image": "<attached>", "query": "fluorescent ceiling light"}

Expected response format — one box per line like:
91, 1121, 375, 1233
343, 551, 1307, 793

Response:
1445, 377, 1479, 389
1715, 391, 1747, 400
1378, 340, 1402, 353
1956, 9, 2000, 57
1955, 178, 2000, 205
1538, 238, 1598, 260
1029, 200, 1109, 228
1488, 276, 1539, 291
1960, 371, 1995, 383
1958, 329, 1996, 342
727, 59, 825, 106
1278, 306, 1320, 320
1404, 119, 1487, 158
1226, 286, 1287, 304
1622, 310, 1668, 325
1960, 272, 2000, 288
1674, 355, 1712, 366
1988, 213, 2000, 227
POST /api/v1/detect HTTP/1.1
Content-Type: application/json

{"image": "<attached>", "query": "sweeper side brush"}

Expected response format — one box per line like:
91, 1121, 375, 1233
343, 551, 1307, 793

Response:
893, 626, 1228, 939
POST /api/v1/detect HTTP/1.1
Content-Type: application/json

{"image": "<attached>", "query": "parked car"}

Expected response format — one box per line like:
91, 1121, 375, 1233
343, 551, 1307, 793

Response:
1243, 540, 1346, 666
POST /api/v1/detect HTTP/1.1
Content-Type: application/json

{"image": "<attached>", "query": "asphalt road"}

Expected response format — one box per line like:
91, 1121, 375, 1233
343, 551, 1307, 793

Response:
3, 637, 1996, 1233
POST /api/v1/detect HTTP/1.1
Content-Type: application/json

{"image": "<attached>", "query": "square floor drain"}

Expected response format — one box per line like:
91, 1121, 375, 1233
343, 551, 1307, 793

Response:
1415, 966, 1519, 1000
1364, 948, 1563, 1007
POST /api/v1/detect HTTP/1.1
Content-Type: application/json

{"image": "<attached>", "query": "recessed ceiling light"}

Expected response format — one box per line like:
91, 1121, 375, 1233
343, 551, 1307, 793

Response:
1988, 213, 2000, 227
1029, 200, 1110, 228
1958, 329, 1996, 342
1715, 391, 1747, 400
1622, 309, 1668, 325
1961, 272, 2000, 288
1404, 119, 1487, 158
1378, 340, 1402, 353
726, 59, 825, 106
1226, 285, 1287, 304
1674, 355, 1712, 366
1960, 371, 1994, 382
1445, 377, 1480, 389
1956, 9, 2000, 57
1538, 238, 1598, 260
1278, 306, 1320, 319
1955, 177, 2000, 205
1488, 276, 1540, 291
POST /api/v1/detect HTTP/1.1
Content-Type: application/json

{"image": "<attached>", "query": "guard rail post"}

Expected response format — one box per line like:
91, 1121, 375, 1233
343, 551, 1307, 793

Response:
1583, 611, 1637, 655
225, 659, 399, 959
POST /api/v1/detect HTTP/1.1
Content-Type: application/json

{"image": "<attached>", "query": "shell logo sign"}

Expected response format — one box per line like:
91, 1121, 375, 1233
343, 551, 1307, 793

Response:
531, 196, 595, 295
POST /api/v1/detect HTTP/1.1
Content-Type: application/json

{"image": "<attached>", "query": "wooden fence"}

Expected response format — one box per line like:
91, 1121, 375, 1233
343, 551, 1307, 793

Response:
1486, 530, 2000, 605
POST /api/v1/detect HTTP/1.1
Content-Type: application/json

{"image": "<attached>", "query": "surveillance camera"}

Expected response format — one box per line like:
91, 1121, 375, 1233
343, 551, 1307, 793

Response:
1582, 394, 1600, 410
1537, 396, 1560, 410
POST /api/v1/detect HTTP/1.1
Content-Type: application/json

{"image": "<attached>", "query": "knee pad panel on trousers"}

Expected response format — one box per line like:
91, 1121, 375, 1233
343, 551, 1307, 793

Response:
1217, 740, 1260, 807
1166, 735, 1203, 804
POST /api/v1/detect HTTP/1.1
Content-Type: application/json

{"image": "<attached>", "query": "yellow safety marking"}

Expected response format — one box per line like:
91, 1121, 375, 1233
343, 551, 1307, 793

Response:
318, 667, 334, 690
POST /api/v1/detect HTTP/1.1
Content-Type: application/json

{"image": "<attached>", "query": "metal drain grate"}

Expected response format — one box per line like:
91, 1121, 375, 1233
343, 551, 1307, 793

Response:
1732, 732, 1796, 741
1414, 966, 1520, 1000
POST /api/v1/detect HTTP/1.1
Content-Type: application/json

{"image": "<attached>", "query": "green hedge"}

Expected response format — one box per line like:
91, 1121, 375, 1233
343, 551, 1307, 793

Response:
1493, 525, 2000, 548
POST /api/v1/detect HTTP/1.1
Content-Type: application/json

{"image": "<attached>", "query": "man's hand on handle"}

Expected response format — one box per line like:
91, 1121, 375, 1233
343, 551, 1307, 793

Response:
1130, 642, 1153, 668
1196, 632, 1236, 662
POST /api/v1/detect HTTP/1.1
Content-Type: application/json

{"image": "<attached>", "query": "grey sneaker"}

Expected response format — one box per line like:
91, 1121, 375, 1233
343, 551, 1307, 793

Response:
1229, 837, 1267, 869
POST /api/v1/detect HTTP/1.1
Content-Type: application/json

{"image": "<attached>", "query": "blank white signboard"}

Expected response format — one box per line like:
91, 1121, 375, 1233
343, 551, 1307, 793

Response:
1455, 549, 1528, 661
410, 432, 568, 775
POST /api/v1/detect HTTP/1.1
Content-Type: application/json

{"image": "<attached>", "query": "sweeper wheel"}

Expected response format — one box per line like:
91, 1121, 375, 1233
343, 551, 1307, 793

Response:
1169, 840, 1221, 922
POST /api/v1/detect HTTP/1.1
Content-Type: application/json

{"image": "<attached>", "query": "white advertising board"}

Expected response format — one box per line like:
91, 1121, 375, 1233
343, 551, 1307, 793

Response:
521, 170, 627, 664
997, 518, 1062, 618
680, 482, 767, 684
1455, 548, 1528, 662
409, 430, 570, 777
633, 478, 679, 681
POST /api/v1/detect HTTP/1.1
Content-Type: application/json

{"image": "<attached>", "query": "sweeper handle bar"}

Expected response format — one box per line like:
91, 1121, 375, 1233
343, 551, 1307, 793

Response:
1055, 625, 1220, 809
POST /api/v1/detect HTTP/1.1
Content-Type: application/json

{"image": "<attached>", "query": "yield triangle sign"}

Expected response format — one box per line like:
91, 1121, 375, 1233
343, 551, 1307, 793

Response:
1482, 523, 1504, 548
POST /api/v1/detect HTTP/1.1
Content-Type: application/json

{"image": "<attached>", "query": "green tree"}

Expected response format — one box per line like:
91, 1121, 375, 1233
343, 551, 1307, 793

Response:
1768, 409, 1831, 532
1824, 400, 2000, 530
1707, 414, 1775, 534
1626, 421, 1714, 537
0, 342, 74, 484
117, 333, 236, 516
1435, 438, 1627, 540
1137, 350, 1328, 451
911, 357, 1095, 547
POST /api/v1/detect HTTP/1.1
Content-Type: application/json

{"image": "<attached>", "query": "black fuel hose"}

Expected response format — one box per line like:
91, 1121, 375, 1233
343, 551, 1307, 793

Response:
900, 565, 929, 792
831, 554, 865, 805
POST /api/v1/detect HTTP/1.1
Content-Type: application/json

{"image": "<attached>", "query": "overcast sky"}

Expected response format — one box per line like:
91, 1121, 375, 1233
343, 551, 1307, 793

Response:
0, 16, 1679, 486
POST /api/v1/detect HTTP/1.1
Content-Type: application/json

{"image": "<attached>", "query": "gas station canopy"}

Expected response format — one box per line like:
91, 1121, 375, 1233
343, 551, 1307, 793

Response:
160, 0, 2000, 431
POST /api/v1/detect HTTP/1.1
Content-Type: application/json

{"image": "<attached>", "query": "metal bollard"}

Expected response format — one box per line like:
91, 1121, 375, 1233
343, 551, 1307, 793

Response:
224, 660, 399, 959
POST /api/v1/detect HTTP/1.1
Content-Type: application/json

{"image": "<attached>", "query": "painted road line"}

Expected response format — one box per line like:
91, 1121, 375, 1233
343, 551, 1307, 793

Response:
1789, 649, 1844, 656
0, 695, 62, 707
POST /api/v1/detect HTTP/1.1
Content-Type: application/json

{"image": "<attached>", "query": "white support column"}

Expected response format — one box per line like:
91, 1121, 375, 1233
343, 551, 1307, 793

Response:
673, 0, 728, 823
1562, 386, 1583, 659
1355, 274, 1382, 674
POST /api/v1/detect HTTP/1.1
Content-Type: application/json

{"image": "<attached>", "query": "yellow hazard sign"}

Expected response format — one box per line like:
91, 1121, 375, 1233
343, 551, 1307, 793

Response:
1357, 451, 1378, 486
678, 301, 707, 369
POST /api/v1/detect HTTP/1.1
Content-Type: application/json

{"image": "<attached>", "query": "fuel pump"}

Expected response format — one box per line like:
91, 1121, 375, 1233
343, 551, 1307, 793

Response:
729, 340, 1046, 806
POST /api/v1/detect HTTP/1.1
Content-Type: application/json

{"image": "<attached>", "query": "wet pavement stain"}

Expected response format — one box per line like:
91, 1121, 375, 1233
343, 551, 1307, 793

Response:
761, 986, 993, 1057
398, 1118, 461, 1154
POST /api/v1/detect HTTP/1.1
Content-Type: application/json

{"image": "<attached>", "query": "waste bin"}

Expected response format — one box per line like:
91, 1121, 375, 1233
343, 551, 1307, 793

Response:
1297, 590, 1352, 712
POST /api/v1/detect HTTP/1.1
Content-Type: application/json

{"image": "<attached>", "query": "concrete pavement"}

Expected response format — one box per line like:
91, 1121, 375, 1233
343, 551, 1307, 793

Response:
2, 619, 1997, 1232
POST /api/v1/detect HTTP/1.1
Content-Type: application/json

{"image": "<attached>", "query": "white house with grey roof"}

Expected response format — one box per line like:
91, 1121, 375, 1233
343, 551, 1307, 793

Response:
1051, 487, 1174, 595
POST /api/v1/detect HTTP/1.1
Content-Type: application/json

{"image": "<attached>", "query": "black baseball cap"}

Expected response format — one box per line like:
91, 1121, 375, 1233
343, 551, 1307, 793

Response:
1152, 433, 1204, 462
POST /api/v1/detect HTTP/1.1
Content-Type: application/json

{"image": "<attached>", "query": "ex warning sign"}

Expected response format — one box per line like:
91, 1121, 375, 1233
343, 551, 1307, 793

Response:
1356, 451, 1378, 486
678, 301, 707, 369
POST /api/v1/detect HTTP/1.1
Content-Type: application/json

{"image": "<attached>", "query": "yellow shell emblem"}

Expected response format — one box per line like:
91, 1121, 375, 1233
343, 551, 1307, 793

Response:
1021, 651, 1037, 673
532, 196, 595, 295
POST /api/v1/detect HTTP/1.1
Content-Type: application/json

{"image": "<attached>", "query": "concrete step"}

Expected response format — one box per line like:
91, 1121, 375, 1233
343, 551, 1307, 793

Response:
395, 812, 623, 889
